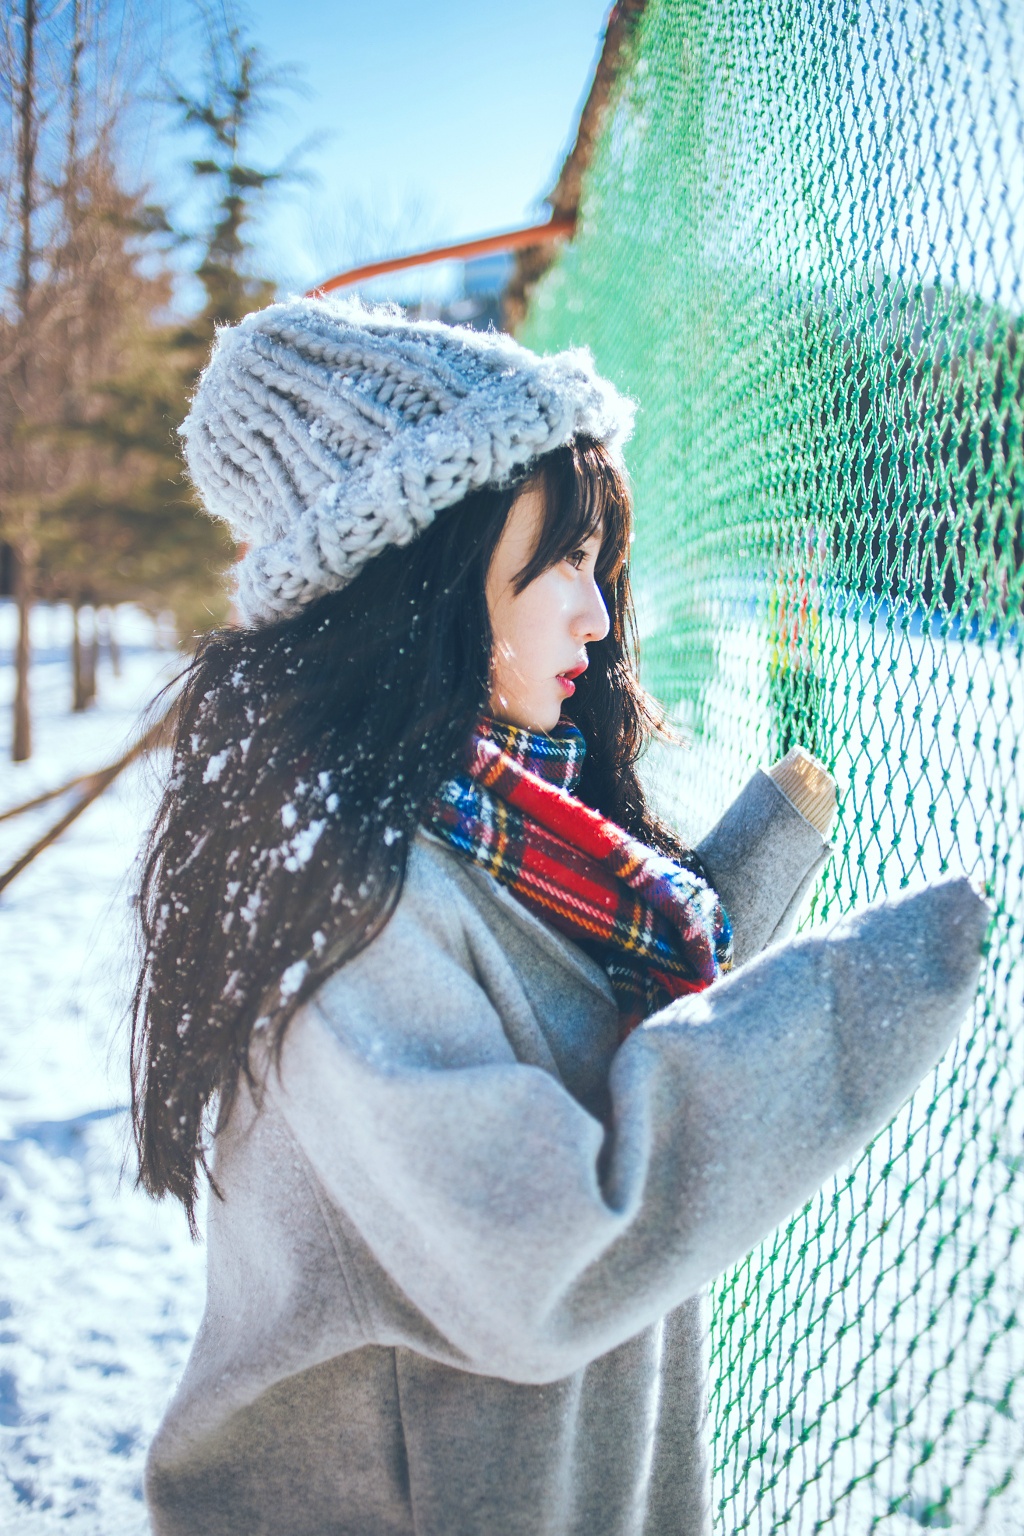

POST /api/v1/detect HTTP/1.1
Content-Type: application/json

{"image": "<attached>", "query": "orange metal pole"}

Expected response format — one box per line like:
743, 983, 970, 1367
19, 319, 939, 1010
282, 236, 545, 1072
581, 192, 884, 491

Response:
305, 216, 576, 298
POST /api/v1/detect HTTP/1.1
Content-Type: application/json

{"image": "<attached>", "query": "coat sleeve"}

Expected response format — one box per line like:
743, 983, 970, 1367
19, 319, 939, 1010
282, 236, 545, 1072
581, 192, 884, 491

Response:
270, 866, 985, 1386
696, 765, 834, 966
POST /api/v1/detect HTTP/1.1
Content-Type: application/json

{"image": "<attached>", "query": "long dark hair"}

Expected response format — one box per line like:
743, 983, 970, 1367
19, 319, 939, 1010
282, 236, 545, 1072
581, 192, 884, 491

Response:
131, 435, 695, 1231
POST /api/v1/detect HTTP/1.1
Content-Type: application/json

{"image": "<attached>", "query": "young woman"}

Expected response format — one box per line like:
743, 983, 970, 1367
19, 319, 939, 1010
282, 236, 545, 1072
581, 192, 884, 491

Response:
133, 300, 985, 1536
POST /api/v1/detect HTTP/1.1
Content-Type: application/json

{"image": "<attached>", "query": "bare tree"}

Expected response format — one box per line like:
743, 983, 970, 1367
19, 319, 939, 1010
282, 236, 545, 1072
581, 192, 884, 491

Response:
2, 0, 40, 761
302, 189, 446, 305
0, 0, 181, 747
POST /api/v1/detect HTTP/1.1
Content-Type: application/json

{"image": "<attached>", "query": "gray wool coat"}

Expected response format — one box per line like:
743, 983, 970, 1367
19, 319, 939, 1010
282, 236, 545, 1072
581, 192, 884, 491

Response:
145, 771, 985, 1536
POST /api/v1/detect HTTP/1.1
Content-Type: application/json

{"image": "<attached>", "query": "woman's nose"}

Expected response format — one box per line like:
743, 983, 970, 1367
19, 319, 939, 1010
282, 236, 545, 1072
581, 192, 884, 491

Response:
575, 577, 610, 645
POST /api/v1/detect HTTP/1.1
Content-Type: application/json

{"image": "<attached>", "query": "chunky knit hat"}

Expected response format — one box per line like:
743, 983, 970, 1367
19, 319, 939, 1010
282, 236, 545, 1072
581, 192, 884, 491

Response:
180, 296, 635, 624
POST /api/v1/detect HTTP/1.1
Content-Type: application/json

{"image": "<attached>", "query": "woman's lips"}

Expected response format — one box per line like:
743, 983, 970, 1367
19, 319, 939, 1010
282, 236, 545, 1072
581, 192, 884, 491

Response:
556, 663, 588, 697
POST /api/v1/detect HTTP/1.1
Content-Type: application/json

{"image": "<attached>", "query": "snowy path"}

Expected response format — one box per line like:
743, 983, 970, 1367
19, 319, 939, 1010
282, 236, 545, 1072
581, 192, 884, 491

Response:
0, 605, 205, 1534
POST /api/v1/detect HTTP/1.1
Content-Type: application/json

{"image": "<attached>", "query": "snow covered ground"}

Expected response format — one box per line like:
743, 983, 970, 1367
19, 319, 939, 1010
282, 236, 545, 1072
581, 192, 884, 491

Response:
0, 603, 205, 1535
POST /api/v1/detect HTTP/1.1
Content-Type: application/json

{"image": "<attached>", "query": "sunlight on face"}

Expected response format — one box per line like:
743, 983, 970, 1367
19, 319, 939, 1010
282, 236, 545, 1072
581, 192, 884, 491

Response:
485, 484, 610, 733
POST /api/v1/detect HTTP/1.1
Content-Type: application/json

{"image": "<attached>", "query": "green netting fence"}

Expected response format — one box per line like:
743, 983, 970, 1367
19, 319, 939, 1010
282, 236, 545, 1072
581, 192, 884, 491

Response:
520, 1, 1023, 1530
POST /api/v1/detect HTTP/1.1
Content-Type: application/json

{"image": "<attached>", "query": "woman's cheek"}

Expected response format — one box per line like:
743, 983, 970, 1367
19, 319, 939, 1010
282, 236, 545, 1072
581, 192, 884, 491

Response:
517, 606, 557, 680
522, 571, 574, 663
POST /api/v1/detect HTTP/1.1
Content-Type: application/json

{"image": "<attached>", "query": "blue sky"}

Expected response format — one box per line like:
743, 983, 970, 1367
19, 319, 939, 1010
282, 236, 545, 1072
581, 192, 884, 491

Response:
158, 0, 613, 301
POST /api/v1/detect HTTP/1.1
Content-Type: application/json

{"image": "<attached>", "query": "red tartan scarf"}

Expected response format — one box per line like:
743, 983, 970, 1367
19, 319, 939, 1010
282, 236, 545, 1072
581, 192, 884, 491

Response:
425, 717, 732, 1037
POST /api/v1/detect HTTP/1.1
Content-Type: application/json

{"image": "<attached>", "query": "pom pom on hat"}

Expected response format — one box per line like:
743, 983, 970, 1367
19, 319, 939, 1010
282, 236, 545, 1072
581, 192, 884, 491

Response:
180, 296, 635, 625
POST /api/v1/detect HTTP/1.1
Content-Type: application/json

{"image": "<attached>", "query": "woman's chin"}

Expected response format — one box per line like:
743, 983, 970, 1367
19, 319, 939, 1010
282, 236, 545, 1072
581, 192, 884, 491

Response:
531, 698, 565, 734
490, 695, 563, 733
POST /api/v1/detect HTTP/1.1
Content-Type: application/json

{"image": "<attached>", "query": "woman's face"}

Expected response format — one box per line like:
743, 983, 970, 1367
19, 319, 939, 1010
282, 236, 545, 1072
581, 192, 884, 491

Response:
485, 483, 609, 733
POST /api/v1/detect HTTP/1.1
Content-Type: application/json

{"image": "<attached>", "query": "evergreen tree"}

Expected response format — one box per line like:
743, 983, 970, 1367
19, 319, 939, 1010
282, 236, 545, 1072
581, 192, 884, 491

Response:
168, 11, 304, 331
38, 7, 307, 651
1, 2, 305, 751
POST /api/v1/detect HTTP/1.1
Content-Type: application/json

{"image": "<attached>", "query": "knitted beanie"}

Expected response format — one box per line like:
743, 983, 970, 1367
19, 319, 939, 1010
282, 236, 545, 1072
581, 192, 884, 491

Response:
180, 296, 635, 625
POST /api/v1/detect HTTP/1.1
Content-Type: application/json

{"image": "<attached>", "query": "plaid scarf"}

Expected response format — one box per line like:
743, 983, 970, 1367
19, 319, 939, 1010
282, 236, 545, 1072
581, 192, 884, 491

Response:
425, 717, 732, 1037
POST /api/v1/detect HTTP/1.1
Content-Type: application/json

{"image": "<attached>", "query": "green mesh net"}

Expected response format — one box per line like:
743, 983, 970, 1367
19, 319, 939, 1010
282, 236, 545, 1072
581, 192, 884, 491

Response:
520, 1, 1023, 1530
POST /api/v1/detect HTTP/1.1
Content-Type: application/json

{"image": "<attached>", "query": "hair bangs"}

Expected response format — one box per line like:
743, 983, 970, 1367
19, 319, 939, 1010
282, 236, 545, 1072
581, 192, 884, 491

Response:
513, 435, 632, 595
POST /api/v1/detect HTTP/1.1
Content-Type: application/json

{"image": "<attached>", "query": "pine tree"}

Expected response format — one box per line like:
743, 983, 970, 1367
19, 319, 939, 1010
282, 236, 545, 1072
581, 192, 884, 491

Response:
1, 3, 306, 754
168, 11, 305, 331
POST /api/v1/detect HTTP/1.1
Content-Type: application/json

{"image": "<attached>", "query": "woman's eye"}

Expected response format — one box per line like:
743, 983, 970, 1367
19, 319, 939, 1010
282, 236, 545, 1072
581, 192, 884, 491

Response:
565, 549, 587, 570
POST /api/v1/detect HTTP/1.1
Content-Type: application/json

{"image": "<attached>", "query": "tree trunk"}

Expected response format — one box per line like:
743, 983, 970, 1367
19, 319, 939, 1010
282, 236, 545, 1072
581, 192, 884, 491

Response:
82, 604, 97, 706
17, 0, 36, 317
71, 600, 96, 711
100, 605, 121, 676
12, 547, 32, 762
72, 601, 83, 710
10, 0, 37, 763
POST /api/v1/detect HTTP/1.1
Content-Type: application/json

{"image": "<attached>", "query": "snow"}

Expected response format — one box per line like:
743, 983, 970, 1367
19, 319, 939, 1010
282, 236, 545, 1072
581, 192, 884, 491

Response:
202, 748, 230, 784
0, 603, 205, 1534
284, 818, 326, 872
279, 958, 309, 999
